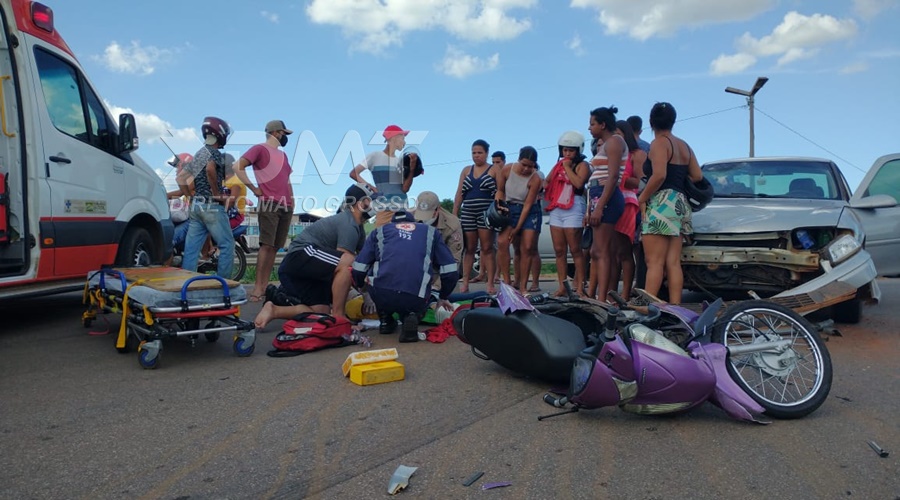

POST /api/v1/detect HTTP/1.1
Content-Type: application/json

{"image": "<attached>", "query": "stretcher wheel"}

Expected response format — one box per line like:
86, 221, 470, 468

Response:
233, 337, 254, 357
138, 348, 161, 369
205, 332, 220, 342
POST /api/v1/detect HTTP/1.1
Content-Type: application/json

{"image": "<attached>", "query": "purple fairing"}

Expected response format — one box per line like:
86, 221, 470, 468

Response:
625, 341, 716, 409
691, 342, 767, 423
570, 337, 635, 408
496, 282, 534, 314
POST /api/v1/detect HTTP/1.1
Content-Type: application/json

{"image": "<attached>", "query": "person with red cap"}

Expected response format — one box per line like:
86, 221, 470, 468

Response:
349, 124, 421, 227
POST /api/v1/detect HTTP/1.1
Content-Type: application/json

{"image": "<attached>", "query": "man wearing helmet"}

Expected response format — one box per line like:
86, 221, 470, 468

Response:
179, 116, 235, 278
255, 184, 374, 330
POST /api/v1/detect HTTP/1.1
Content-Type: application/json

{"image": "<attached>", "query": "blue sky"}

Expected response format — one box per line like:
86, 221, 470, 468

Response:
51, 0, 899, 213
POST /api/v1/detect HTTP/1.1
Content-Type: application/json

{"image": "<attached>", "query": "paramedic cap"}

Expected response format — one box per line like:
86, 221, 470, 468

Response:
265, 120, 293, 135
413, 191, 440, 222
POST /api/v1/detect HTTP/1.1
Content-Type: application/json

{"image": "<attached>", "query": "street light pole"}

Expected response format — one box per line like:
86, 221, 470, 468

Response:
725, 77, 768, 157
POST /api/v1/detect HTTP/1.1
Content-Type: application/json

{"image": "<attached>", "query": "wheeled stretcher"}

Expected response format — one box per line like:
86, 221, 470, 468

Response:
82, 267, 256, 369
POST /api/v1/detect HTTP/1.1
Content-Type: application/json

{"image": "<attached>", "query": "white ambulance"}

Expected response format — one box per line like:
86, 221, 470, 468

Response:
0, 1, 172, 299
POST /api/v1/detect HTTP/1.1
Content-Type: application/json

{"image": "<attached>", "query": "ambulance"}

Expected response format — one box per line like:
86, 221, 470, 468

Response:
0, 1, 172, 299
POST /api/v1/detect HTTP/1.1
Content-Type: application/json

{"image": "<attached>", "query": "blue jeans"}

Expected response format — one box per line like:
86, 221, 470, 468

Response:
182, 202, 234, 278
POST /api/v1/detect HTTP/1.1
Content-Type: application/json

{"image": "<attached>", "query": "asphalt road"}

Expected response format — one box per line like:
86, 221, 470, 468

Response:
1, 279, 898, 499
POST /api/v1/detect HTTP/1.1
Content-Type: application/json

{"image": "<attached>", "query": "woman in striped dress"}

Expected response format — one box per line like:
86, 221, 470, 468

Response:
453, 139, 498, 293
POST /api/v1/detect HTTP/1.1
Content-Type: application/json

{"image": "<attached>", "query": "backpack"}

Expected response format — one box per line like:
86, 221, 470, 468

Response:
267, 313, 357, 357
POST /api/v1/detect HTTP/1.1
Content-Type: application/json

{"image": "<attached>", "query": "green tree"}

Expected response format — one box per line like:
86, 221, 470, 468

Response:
440, 198, 454, 212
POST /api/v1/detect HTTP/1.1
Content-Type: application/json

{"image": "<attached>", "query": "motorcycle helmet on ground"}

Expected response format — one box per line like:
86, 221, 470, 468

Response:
201, 116, 231, 148
683, 176, 715, 212
484, 200, 509, 232
558, 130, 585, 158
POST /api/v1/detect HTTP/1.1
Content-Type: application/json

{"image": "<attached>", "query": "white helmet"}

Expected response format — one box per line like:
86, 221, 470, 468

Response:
558, 130, 585, 157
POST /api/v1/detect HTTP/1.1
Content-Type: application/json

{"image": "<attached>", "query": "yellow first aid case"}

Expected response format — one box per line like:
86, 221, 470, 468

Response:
349, 361, 405, 386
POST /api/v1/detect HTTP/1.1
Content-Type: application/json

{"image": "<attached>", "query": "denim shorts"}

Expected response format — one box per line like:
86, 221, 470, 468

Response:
507, 202, 542, 232
588, 185, 625, 225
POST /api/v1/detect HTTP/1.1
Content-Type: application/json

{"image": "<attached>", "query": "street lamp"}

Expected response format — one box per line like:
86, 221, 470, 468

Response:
725, 76, 768, 157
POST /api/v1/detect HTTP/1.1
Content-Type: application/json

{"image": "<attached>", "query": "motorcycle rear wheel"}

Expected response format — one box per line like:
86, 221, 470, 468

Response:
711, 300, 832, 419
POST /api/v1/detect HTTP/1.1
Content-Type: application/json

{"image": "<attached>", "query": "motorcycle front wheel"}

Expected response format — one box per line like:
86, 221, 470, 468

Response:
711, 300, 832, 419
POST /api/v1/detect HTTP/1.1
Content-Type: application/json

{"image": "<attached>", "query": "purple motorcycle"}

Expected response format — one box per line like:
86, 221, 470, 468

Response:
454, 284, 832, 421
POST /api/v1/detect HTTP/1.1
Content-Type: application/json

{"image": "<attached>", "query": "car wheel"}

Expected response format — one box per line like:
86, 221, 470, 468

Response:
832, 297, 862, 324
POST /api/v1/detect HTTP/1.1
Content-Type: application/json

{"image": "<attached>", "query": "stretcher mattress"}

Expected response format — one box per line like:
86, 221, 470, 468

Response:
88, 267, 247, 309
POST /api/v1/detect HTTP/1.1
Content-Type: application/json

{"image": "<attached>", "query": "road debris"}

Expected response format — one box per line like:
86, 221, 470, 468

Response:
482, 481, 512, 491
867, 440, 889, 458
387, 465, 418, 495
462, 471, 484, 487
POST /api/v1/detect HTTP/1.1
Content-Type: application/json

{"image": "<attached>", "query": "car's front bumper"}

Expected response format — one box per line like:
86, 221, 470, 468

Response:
772, 249, 881, 303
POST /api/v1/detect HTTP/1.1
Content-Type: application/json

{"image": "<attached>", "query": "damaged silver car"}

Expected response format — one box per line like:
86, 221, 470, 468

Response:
682, 156, 897, 323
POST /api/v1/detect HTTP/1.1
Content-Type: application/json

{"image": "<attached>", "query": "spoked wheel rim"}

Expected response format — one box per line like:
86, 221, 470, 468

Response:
720, 307, 826, 408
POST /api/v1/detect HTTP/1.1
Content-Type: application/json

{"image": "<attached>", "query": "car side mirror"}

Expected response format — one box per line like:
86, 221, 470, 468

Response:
116, 113, 139, 154
850, 194, 897, 210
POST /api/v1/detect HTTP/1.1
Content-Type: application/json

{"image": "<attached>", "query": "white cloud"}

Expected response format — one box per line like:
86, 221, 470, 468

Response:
94, 41, 173, 75
567, 34, 585, 56
853, 0, 896, 20
710, 53, 757, 75
261, 10, 279, 23
306, 0, 537, 53
840, 61, 869, 74
436, 47, 499, 78
105, 102, 197, 147
709, 11, 857, 75
570, 0, 774, 40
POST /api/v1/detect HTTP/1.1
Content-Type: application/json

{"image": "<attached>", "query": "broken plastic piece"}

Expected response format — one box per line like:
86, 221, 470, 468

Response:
387, 465, 418, 495
482, 481, 512, 491
496, 282, 534, 314
867, 440, 889, 458
462, 471, 484, 487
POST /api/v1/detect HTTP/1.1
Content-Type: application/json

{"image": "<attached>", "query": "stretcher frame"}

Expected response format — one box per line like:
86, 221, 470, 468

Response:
82, 267, 256, 369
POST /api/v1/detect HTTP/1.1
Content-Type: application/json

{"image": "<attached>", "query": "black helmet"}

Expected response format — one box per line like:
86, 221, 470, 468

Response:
484, 200, 509, 231
683, 176, 715, 212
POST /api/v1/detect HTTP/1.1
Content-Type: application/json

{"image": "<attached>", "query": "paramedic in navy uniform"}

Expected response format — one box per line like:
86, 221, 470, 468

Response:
351, 212, 459, 342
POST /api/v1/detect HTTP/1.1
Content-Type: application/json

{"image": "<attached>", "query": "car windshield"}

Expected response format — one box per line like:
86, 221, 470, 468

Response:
702, 160, 840, 200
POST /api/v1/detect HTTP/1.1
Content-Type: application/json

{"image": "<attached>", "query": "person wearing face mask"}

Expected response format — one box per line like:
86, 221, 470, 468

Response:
414, 191, 463, 293
255, 183, 375, 330
234, 119, 296, 302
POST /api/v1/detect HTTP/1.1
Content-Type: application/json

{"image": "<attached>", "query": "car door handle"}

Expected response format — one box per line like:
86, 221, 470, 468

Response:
49, 155, 72, 164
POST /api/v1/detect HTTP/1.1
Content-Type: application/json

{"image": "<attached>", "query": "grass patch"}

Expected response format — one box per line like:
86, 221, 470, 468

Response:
241, 265, 278, 285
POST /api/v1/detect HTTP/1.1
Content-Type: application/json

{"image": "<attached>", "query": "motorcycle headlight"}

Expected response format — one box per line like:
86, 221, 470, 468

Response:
827, 234, 861, 264
570, 355, 595, 396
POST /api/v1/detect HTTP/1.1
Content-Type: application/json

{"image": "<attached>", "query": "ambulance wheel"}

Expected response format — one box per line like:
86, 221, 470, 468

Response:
233, 338, 254, 357
116, 227, 157, 267
138, 348, 161, 370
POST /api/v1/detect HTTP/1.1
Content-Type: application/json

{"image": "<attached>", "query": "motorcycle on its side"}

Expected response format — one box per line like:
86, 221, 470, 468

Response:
453, 284, 832, 422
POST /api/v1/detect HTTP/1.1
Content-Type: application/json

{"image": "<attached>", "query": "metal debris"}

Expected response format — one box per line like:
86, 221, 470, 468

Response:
867, 440, 889, 458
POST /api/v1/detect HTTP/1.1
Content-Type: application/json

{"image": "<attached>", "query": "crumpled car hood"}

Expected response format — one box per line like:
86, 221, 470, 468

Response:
693, 199, 847, 233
